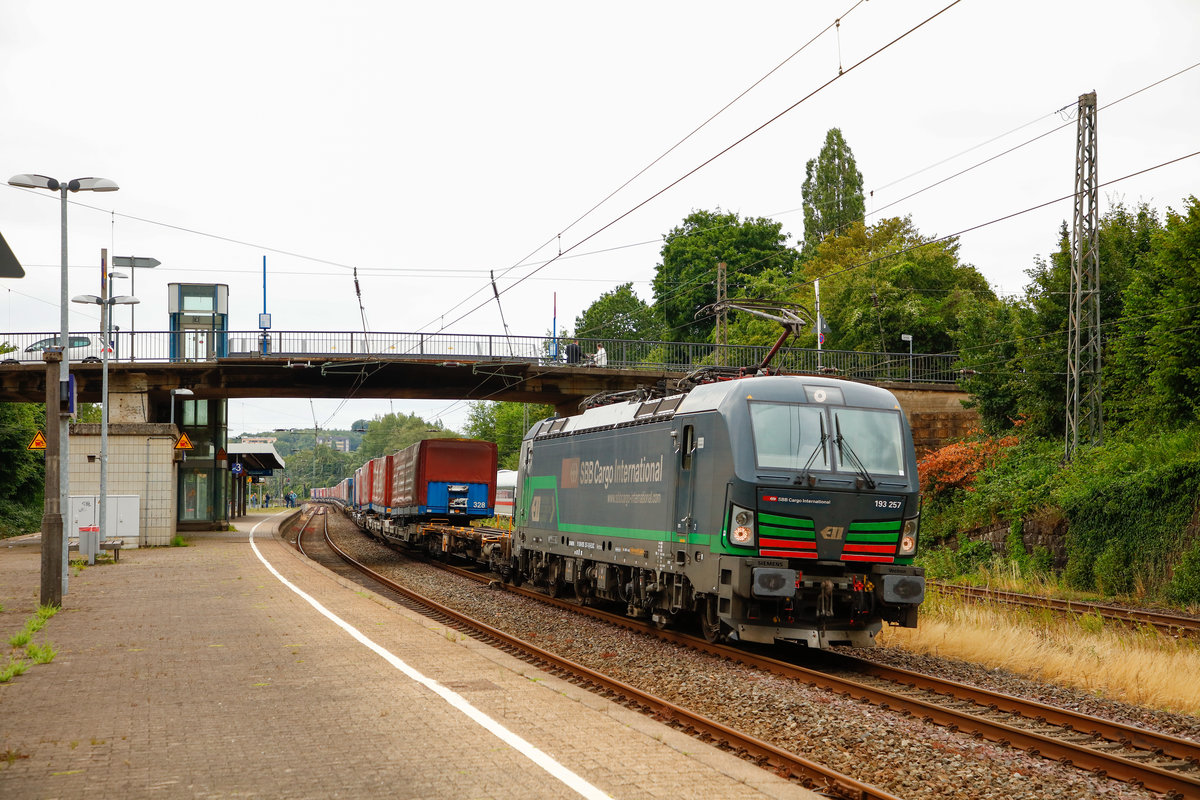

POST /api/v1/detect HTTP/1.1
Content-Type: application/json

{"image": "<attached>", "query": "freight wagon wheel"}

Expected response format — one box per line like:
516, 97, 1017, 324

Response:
505, 557, 523, 587
700, 597, 724, 643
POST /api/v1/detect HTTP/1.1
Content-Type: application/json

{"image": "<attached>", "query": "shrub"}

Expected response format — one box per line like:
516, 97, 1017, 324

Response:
917, 534, 994, 580
1166, 540, 1200, 605
0, 499, 42, 540
1094, 540, 1134, 596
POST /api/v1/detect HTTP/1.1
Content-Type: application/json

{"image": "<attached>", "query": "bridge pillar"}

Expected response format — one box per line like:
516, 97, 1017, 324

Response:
883, 382, 979, 453
107, 372, 151, 423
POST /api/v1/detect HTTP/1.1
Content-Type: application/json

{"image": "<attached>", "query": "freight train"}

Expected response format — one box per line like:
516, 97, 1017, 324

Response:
314, 438, 503, 562
315, 374, 925, 649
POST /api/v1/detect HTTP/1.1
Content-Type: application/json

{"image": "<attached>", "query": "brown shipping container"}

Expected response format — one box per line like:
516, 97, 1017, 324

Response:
391, 439, 498, 512
370, 455, 394, 510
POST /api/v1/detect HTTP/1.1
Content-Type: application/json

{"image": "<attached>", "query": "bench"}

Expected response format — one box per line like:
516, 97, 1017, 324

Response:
67, 538, 124, 561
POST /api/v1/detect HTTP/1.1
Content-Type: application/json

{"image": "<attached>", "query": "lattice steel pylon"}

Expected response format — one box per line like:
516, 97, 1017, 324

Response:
1065, 91, 1101, 462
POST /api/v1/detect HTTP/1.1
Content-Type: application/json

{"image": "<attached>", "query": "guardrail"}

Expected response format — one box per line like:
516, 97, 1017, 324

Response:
0, 330, 963, 383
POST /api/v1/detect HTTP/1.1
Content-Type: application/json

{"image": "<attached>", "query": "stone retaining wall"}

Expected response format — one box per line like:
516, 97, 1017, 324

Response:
950, 511, 1070, 568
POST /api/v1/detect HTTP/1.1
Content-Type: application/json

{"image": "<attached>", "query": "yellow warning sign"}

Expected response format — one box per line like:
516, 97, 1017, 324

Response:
28, 431, 47, 450
175, 432, 194, 450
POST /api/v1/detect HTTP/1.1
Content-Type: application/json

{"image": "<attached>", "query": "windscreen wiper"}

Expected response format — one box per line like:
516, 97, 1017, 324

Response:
797, 415, 828, 486
834, 417, 876, 490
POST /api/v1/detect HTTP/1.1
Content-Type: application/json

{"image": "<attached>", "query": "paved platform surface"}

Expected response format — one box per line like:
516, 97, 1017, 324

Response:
0, 512, 819, 799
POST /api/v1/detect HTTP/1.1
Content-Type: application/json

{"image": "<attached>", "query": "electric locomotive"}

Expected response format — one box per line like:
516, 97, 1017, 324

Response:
511, 374, 924, 648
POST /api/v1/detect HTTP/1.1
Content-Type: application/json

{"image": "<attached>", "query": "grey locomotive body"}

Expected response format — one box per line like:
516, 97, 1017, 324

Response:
513, 374, 924, 648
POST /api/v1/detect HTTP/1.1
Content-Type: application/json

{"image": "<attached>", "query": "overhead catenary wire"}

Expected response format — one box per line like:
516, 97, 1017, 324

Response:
408, 0, 871, 337
9, 60, 1193, 334
430, 0, 967, 335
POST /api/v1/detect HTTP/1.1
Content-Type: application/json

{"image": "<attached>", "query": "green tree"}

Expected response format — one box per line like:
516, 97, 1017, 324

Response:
574, 283, 659, 343
357, 412, 457, 462
0, 402, 46, 538
286, 444, 359, 496
1106, 197, 1200, 426
653, 208, 799, 343
955, 296, 1025, 433
1002, 204, 1162, 438
801, 128, 865, 252
465, 401, 553, 469
1005, 227, 1072, 439
76, 403, 102, 423
803, 217, 994, 356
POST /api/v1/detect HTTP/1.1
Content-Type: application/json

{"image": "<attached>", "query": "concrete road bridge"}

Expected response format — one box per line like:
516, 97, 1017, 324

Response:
0, 328, 976, 537
0, 328, 976, 449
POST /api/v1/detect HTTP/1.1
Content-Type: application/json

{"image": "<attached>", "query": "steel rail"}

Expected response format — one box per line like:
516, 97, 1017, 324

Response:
320, 522, 903, 800
292, 506, 320, 557
401, 535, 1200, 797
930, 581, 1200, 636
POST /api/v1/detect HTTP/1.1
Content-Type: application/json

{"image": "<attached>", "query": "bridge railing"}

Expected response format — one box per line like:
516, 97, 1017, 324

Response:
0, 330, 962, 383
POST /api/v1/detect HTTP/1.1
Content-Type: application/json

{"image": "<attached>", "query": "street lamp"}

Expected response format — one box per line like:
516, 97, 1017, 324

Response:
10, 174, 119, 602
72, 292, 138, 564
901, 333, 913, 383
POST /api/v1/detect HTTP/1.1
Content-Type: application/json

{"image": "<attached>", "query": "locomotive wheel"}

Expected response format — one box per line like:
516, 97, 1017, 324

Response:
573, 564, 592, 604
546, 559, 563, 599
700, 597, 724, 643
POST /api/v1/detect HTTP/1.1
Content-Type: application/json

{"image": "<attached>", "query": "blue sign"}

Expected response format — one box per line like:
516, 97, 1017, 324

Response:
230, 462, 244, 476
246, 468, 273, 477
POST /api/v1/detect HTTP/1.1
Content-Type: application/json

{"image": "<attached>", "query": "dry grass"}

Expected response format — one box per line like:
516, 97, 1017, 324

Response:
878, 590, 1200, 715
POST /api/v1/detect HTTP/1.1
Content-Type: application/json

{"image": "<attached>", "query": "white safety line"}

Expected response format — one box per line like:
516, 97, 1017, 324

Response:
248, 516, 611, 800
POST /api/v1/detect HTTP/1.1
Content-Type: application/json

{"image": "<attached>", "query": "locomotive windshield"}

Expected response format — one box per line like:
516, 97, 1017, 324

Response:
750, 402, 906, 477
832, 407, 906, 477
749, 402, 827, 470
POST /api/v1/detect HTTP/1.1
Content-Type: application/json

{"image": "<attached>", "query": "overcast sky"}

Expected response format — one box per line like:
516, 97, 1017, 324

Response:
1, 0, 1197, 437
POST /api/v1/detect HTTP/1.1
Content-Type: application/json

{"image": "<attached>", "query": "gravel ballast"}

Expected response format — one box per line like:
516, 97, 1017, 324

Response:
327, 514, 1197, 800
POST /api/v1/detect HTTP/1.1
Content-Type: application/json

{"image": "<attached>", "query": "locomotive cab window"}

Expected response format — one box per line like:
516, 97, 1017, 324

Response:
832, 408, 906, 477
681, 425, 695, 470
749, 402, 828, 471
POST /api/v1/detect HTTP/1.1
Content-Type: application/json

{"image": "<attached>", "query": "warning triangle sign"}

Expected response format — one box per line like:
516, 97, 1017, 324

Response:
175, 432, 194, 450
27, 431, 47, 450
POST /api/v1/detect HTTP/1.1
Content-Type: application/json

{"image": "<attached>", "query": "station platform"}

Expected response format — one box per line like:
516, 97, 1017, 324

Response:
0, 512, 818, 799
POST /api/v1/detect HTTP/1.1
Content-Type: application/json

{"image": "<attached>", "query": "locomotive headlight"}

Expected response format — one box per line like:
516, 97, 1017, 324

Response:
899, 516, 920, 556
729, 505, 756, 547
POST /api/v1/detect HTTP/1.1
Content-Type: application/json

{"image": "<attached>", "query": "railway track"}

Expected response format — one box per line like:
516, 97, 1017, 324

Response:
299, 509, 905, 800
339, 519, 1199, 799
929, 581, 1200, 637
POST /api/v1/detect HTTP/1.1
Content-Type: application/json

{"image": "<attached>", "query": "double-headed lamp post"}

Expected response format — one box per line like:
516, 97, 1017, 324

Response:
72, 291, 138, 564
9, 174, 118, 602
